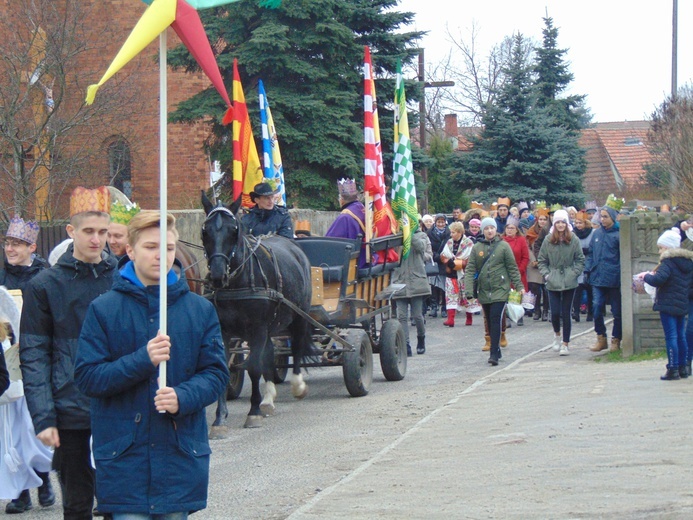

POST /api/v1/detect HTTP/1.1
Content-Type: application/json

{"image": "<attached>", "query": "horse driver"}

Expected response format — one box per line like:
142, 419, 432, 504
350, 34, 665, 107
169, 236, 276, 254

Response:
325, 178, 368, 269
241, 182, 294, 239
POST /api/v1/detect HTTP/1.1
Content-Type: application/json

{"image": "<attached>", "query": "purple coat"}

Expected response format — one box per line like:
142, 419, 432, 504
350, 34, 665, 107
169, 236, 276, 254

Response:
326, 201, 368, 268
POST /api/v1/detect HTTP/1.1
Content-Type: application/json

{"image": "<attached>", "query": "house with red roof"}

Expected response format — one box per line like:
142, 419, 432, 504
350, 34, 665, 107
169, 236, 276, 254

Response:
443, 115, 661, 205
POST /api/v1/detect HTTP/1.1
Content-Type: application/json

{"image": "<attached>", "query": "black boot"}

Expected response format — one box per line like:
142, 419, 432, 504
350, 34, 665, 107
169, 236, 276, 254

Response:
687, 361, 692, 377
679, 367, 689, 379
416, 336, 425, 355
586, 312, 593, 322
37, 471, 55, 507
661, 368, 681, 381
429, 302, 438, 318
572, 310, 580, 323
406, 342, 412, 357
533, 309, 541, 321
5, 490, 32, 514
541, 309, 549, 322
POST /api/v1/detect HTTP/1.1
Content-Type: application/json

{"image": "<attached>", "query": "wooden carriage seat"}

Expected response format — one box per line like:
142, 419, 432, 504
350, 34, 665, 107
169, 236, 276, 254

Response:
294, 236, 360, 282
357, 233, 403, 279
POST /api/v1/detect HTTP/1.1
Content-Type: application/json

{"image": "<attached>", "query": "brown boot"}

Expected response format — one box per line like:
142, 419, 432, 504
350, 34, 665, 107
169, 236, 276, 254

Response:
500, 332, 508, 348
610, 337, 621, 352
590, 334, 608, 352
482, 335, 491, 351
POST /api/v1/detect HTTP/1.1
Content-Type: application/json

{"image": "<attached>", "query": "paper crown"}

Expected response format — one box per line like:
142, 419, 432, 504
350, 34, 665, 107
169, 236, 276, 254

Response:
262, 177, 281, 192
337, 178, 359, 197
490, 202, 498, 209
5, 215, 40, 245
470, 201, 484, 210
517, 201, 529, 212
497, 197, 511, 208
549, 203, 563, 213
70, 186, 111, 217
605, 194, 625, 212
533, 200, 547, 210
110, 201, 141, 225
574, 211, 588, 221
584, 200, 598, 211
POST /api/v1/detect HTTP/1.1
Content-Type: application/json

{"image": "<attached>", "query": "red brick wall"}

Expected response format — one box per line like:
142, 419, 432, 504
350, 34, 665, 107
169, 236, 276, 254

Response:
2, 0, 215, 218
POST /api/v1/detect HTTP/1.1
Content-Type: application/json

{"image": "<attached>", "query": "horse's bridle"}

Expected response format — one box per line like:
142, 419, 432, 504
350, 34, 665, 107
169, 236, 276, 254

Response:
203, 206, 239, 272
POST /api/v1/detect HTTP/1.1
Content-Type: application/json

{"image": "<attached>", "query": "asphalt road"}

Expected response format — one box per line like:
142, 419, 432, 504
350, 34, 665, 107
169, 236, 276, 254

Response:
5, 311, 598, 519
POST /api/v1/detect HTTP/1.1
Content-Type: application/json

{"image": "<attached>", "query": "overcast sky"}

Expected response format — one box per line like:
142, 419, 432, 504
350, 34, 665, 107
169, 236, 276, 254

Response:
396, 0, 692, 123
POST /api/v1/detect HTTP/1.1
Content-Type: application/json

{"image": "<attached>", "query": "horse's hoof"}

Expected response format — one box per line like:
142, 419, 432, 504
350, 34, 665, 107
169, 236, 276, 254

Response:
208, 425, 229, 440
292, 385, 308, 400
260, 402, 276, 416
244, 415, 264, 428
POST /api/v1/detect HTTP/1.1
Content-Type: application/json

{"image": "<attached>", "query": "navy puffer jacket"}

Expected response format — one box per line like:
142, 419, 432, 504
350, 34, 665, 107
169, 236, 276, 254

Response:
74, 260, 228, 515
644, 248, 693, 316
584, 223, 620, 288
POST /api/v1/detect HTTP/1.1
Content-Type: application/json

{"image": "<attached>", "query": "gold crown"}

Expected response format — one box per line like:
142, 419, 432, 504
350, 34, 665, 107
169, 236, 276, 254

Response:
70, 186, 111, 217
470, 201, 484, 210
110, 201, 141, 225
549, 203, 563, 213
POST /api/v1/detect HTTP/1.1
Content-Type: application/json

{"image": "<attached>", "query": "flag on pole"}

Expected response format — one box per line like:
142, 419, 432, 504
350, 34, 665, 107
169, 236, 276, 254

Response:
258, 80, 286, 206
391, 60, 417, 259
232, 59, 263, 207
363, 46, 398, 262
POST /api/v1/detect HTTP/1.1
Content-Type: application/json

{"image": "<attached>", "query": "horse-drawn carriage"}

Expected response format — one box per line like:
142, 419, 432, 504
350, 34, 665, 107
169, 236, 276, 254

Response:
234, 232, 407, 398
200, 194, 407, 428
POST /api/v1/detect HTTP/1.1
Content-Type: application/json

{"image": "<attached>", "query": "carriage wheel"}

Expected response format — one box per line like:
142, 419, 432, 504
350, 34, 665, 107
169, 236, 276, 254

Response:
225, 341, 245, 400
273, 354, 289, 384
342, 329, 373, 397
378, 318, 407, 381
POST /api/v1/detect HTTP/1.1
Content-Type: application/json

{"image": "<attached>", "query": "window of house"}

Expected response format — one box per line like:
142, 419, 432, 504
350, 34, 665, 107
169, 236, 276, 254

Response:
108, 138, 132, 199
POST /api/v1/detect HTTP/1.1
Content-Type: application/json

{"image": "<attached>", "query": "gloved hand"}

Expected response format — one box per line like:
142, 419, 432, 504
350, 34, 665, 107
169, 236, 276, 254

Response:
446, 258, 456, 269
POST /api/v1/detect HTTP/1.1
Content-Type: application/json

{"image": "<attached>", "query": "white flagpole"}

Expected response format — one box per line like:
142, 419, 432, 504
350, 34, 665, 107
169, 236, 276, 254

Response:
158, 29, 168, 391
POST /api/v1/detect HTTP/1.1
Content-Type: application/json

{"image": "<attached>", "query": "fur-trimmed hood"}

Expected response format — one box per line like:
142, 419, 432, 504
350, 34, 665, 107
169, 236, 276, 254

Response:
660, 247, 693, 261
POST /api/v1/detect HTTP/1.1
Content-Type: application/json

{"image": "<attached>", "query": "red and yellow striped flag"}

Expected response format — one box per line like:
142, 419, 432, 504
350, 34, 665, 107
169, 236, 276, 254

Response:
232, 58, 262, 207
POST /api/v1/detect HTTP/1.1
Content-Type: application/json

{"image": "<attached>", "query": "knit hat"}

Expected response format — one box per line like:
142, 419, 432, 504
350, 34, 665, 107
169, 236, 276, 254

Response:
469, 218, 481, 227
549, 209, 573, 233
601, 205, 619, 223
434, 213, 447, 223
480, 217, 497, 230
657, 227, 681, 250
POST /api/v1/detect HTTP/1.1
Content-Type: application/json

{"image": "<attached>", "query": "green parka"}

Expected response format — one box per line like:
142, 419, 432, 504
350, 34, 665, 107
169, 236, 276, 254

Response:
537, 234, 585, 291
464, 235, 523, 304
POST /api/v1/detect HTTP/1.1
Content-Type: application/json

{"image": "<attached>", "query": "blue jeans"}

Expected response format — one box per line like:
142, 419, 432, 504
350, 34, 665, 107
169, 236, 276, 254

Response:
113, 514, 188, 520
592, 286, 621, 339
660, 312, 688, 370
687, 301, 693, 365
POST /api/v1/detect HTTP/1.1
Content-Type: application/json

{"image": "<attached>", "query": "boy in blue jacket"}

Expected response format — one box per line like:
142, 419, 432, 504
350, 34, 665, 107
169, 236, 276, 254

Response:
75, 211, 229, 519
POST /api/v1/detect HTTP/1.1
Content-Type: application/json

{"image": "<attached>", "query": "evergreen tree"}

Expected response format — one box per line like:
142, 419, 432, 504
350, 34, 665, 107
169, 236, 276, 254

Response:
533, 16, 591, 131
169, 0, 422, 209
453, 33, 586, 207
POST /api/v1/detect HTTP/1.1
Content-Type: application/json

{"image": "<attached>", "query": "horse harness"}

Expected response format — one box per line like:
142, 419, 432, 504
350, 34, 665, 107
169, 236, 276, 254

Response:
204, 206, 285, 321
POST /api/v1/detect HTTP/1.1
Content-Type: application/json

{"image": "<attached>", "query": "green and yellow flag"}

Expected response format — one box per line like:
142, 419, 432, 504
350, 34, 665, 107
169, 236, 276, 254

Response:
391, 60, 417, 259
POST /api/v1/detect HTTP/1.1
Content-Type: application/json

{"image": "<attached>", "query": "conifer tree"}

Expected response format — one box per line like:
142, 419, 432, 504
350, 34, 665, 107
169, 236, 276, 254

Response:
169, 0, 422, 209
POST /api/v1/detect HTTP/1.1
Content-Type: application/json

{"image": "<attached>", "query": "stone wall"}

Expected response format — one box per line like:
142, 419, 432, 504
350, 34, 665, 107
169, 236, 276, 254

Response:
620, 212, 680, 355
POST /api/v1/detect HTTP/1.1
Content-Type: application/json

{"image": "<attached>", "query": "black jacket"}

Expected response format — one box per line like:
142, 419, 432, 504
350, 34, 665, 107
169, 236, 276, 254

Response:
19, 246, 117, 433
0, 255, 48, 291
0, 348, 8, 396
242, 205, 293, 239
427, 227, 450, 277
644, 248, 693, 316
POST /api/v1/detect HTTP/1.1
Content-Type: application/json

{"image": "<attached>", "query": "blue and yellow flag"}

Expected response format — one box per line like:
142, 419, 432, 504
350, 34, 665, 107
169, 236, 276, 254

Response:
258, 80, 286, 206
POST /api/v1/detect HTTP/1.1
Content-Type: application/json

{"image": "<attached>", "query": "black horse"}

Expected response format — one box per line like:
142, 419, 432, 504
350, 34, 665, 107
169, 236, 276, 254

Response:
201, 192, 314, 428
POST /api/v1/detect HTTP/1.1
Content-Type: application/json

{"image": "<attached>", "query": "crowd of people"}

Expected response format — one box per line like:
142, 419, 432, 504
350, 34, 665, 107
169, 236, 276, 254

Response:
1, 179, 692, 517
415, 196, 693, 376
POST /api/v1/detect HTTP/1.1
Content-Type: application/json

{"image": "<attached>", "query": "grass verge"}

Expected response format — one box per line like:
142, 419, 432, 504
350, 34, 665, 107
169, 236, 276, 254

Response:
594, 349, 666, 363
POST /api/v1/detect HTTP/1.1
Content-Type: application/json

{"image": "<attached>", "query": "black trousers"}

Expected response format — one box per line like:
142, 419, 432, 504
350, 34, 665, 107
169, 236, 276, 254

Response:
53, 429, 95, 520
482, 302, 506, 360
572, 283, 593, 315
528, 282, 549, 314
548, 288, 577, 343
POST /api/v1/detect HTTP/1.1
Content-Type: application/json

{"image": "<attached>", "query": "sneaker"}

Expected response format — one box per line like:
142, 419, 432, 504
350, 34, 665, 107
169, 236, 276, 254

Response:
552, 335, 561, 352
559, 344, 569, 356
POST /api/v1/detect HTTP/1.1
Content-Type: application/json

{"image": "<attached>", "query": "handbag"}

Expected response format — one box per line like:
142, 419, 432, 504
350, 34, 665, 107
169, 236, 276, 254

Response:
425, 260, 440, 276
473, 241, 498, 298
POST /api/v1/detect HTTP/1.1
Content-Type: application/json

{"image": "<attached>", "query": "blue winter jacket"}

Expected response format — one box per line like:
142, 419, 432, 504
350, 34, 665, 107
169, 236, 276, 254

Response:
74, 261, 229, 515
584, 222, 620, 288
644, 248, 693, 316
